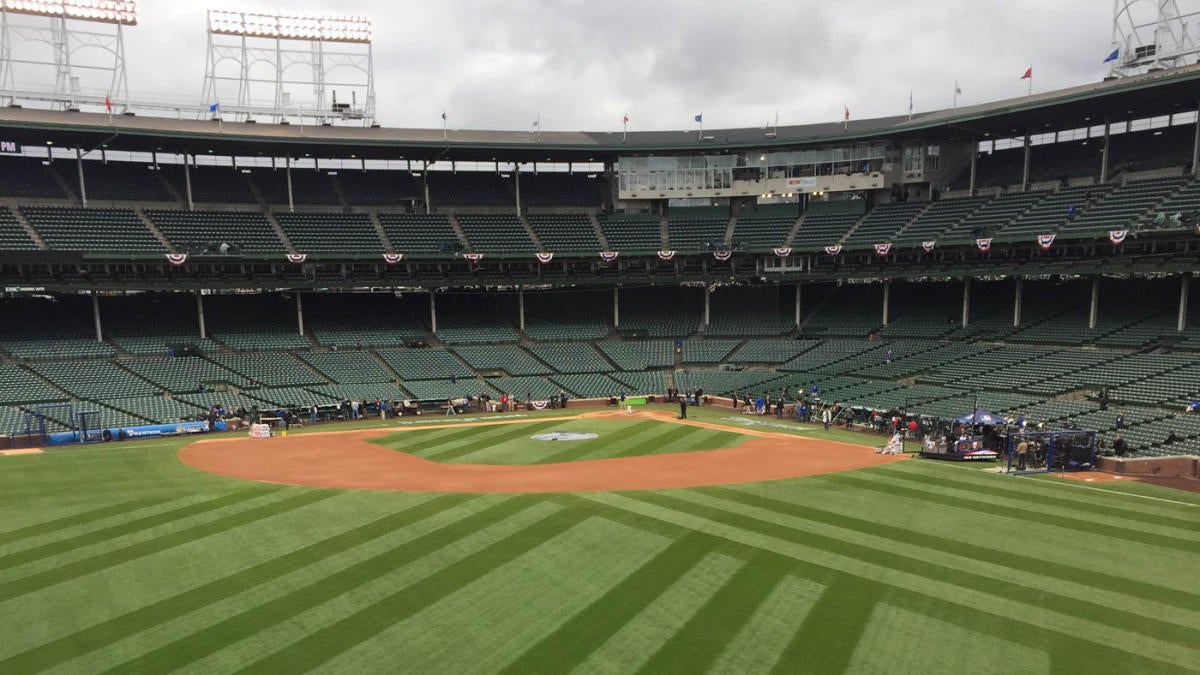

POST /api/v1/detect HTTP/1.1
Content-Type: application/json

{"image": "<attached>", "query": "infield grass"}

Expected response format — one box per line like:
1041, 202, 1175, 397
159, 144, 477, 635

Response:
0, 404, 1196, 674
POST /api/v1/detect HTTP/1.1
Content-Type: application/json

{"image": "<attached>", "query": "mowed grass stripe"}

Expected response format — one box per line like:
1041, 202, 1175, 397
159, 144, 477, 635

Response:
706, 486, 1200, 613
229, 508, 589, 675
637, 553, 790, 675
571, 552, 744, 673
823, 473, 1200, 554
425, 421, 567, 462
707, 574, 826, 674
874, 464, 1200, 534
494, 533, 717, 675
0, 494, 472, 675
583, 492, 1195, 674
627, 492, 1200, 647
0, 490, 333, 604
572, 423, 699, 462
98, 497, 543, 674
383, 424, 505, 455
0, 497, 175, 547
535, 420, 666, 464
0, 490, 273, 571
771, 577, 883, 675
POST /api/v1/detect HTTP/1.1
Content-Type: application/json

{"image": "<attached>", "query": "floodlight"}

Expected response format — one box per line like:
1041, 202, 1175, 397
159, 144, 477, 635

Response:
1, 0, 138, 25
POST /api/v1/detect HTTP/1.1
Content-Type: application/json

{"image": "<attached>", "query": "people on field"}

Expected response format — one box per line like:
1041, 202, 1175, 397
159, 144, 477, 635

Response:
678, 395, 688, 419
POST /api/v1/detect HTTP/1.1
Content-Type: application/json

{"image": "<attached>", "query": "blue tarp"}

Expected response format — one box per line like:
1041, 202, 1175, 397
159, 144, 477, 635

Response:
953, 410, 1007, 426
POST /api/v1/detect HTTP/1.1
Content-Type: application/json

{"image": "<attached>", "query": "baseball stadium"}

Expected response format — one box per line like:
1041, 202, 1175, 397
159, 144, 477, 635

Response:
1, 1, 1199, 673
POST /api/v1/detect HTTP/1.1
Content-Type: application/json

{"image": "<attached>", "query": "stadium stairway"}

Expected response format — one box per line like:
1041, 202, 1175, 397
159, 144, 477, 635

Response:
1, 201, 47, 249
446, 213, 472, 252
588, 214, 610, 249
263, 211, 296, 254
783, 213, 806, 247
133, 206, 177, 253
517, 215, 544, 250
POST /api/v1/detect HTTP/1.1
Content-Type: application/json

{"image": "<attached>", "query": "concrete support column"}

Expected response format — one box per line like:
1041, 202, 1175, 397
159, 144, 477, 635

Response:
518, 288, 525, 330
961, 277, 971, 328
285, 157, 295, 213
968, 145, 977, 195
91, 292, 102, 342
1021, 133, 1031, 190
882, 279, 891, 327
76, 148, 88, 207
794, 283, 802, 328
184, 155, 194, 211
514, 169, 522, 216
296, 291, 305, 336
1179, 273, 1190, 332
704, 285, 711, 327
429, 291, 438, 333
1089, 277, 1100, 330
1100, 119, 1111, 183
613, 287, 620, 328
1013, 277, 1023, 328
195, 291, 207, 340
423, 162, 432, 214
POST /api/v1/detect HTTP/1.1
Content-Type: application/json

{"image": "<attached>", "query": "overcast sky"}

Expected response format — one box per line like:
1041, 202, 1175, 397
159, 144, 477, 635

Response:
47, 1, 1133, 131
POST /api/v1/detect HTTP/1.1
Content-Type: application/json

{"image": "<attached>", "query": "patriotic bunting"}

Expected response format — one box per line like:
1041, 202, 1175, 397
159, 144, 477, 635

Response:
165, 253, 188, 266
382, 253, 404, 264
657, 250, 677, 261
772, 247, 792, 258
921, 241, 936, 253
1108, 229, 1129, 246
535, 252, 555, 264
713, 250, 733, 262
462, 253, 485, 262
873, 243, 892, 256
975, 238, 992, 252
824, 245, 843, 255
1036, 233, 1056, 250
286, 253, 308, 263
530, 400, 550, 410
599, 251, 620, 262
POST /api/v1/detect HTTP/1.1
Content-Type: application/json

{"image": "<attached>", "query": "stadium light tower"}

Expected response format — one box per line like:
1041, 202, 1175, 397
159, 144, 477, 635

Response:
199, 9, 376, 126
0, 0, 136, 111
1109, 0, 1200, 77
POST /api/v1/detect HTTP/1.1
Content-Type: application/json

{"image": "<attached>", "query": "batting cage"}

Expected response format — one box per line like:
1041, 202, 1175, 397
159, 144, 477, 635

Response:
1005, 429, 1097, 474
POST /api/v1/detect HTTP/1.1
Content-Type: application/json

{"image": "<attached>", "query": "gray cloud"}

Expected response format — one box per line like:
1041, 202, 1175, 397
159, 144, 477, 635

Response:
109, 0, 1119, 131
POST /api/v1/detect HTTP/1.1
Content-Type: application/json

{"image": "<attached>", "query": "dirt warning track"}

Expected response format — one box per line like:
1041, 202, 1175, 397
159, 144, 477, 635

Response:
179, 410, 907, 493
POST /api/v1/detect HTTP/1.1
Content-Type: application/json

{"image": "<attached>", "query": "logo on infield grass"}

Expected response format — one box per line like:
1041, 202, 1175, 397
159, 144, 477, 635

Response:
532, 431, 598, 441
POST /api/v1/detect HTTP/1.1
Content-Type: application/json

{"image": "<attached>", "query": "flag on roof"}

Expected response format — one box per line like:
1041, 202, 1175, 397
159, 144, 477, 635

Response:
623, 113, 629, 124
1104, 48, 1119, 63
208, 102, 219, 113
441, 109, 446, 120
104, 96, 112, 113
694, 113, 702, 123
844, 105, 850, 121
955, 82, 962, 95
1019, 67, 1032, 80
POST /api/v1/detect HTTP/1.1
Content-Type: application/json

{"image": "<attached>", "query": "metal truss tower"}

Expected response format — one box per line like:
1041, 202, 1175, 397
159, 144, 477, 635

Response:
0, 0, 135, 111
199, 10, 376, 126
1110, 0, 1200, 76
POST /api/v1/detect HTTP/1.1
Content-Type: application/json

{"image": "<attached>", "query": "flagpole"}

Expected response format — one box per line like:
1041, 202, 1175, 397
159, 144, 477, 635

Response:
442, 109, 447, 141
908, 90, 913, 121
622, 113, 627, 143
698, 111, 703, 141
953, 81, 959, 109
1028, 72, 1032, 98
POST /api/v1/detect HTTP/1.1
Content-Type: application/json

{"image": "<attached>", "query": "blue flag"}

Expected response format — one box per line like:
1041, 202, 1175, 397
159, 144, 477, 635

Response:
441, 110, 447, 121
1104, 48, 1119, 63
694, 113, 702, 123
208, 102, 219, 113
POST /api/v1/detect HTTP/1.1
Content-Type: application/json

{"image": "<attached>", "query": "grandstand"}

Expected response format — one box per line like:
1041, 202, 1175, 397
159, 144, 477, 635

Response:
0, 62, 1198, 461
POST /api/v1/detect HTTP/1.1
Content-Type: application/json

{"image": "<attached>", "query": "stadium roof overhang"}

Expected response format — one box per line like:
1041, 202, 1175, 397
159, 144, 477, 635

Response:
2, 64, 1200, 163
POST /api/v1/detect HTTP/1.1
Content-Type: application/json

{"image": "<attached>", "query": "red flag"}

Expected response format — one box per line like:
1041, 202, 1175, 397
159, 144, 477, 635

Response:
104, 96, 112, 112
623, 113, 629, 124
844, 105, 850, 121
1020, 67, 1032, 80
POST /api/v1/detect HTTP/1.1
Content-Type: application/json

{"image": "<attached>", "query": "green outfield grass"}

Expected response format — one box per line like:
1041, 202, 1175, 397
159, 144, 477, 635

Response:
370, 417, 753, 464
0, 406, 1197, 673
